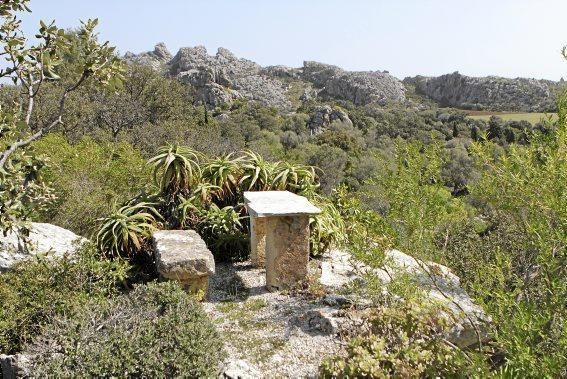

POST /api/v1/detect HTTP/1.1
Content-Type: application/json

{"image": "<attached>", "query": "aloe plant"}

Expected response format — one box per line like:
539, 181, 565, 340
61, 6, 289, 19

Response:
238, 150, 278, 191
201, 153, 242, 204
96, 202, 162, 258
272, 161, 320, 194
309, 197, 347, 255
197, 204, 248, 261
147, 145, 204, 197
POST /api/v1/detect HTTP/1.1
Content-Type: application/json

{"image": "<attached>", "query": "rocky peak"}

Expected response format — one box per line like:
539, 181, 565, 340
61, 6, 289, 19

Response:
124, 43, 172, 70
170, 46, 290, 110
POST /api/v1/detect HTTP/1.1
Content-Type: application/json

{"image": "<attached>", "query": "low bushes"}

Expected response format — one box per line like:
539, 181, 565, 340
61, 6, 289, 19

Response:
320, 301, 487, 378
27, 281, 225, 378
0, 244, 130, 354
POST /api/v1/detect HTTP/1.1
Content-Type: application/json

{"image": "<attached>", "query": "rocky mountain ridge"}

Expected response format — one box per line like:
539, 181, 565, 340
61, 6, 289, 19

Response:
126, 44, 562, 112
126, 44, 407, 110
404, 72, 562, 112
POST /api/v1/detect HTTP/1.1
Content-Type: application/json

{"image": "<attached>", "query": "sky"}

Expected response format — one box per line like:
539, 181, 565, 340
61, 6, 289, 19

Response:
19, 0, 567, 81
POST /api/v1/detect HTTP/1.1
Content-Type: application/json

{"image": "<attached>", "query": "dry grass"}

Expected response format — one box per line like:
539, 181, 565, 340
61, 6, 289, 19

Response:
465, 111, 556, 124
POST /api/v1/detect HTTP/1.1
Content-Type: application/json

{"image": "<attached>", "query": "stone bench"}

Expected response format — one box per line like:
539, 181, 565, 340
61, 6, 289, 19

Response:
244, 191, 321, 291
152, 230, 215, 300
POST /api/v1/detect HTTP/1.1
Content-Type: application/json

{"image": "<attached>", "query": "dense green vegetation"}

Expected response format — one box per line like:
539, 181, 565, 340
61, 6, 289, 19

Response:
27, 282, 225, 377
0, 1, 566, 377
0, 245, 129, 354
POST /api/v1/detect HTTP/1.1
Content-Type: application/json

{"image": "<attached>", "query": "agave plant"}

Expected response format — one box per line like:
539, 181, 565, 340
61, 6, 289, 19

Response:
238, 150, 278, 191
147, 145, 204, 197
96, 202, 162, 258
201, 153, 242, 204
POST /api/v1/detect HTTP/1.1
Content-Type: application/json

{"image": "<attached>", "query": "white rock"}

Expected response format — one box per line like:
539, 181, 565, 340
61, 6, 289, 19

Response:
0, 223, 87, 273
320, 248, 491, 348
221, 359, 261, 379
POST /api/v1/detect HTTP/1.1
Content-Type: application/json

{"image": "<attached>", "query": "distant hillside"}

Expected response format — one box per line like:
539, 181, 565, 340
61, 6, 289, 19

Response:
404, 72, 563, 112
126, 44, 562, 113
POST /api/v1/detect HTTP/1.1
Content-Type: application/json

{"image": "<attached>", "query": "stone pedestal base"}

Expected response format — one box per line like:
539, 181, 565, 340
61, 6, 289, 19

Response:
179, 276, 209, 301
250, 217, 267, 267
265, 215, 310, 291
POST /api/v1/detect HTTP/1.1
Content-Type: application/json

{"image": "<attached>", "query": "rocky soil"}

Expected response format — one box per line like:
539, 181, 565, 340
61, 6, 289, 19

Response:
206, 248, 490, 378
204, 260, 346, 378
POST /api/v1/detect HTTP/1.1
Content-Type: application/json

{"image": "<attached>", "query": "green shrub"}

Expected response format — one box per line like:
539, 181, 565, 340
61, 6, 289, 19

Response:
0, 244, 129, 354
33, 134, 151, 237
27, 282, 225, 378
320, 301, 487, 378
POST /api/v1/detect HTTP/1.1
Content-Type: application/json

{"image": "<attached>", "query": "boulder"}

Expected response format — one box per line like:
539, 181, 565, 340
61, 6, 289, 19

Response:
152, 230, 215, 299
290, 308, 339, 335
320, 249, 491, 348
308, 105, 353, 135
0, 223, 87, 273
0, 354, 31, 379
221, 359, 261, 379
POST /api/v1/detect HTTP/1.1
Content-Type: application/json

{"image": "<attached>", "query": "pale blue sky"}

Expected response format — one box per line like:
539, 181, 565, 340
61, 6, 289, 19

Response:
20, 0, 567, 80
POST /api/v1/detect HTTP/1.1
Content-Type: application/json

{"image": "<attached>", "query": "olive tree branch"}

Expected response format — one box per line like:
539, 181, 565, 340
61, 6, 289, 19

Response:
0, 70, 89, 168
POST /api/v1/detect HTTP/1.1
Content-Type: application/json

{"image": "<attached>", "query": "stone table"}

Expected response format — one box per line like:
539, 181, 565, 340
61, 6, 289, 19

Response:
244, 191, 321, 291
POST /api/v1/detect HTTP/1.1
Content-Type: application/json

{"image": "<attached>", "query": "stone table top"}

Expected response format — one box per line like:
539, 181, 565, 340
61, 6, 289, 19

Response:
243, 191, 321, 217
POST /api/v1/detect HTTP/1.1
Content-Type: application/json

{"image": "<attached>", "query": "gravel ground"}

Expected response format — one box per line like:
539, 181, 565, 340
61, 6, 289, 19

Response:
203, 260, 346, 378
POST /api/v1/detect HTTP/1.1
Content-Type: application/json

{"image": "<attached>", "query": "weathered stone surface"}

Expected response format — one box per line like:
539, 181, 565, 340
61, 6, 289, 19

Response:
170, 46, 291, 109
302, 61, 406, 105
308, 105, 353, 135
124, 42, 172, 71
262, 65, 302, 80
249, 217, 266, 268
244, 191, 320, 291
0, 354, 31, 379
405, 72, 562, 112
152, 230, 215, 298
221, 359, 261, 379
0, 223, 87, 273
320, 249, 490, 348
265, 215, 310, 291
290, 308, 339, 335
243, 191, 321, 218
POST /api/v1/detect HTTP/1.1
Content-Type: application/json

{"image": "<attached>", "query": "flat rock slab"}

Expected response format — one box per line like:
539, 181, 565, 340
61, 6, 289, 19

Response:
153, 230, 215, 280
244, 191, 321, 217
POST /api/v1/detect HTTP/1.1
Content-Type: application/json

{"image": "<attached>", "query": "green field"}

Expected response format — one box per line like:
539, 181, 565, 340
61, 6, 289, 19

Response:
465, 111, 556, 124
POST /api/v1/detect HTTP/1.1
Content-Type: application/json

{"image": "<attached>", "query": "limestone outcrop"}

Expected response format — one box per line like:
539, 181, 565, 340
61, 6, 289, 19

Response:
308, 105, 353, 134
124, 42, 172, 70
0, 223, 87, 273
302, 61, 406, 105
405, 72, 561, 112
169, 46, 291, 109
320, 249, 491, 348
